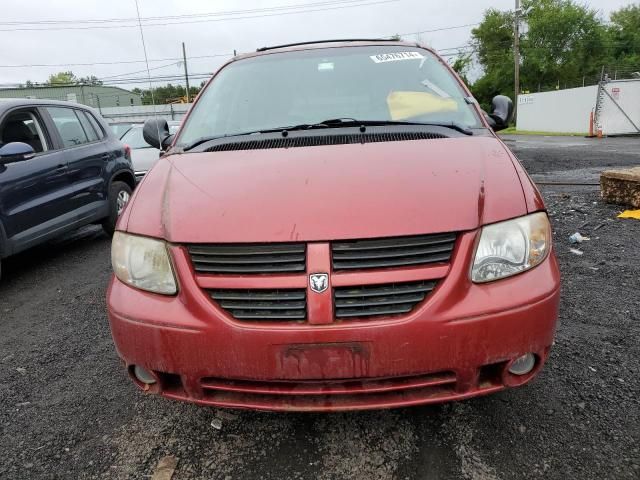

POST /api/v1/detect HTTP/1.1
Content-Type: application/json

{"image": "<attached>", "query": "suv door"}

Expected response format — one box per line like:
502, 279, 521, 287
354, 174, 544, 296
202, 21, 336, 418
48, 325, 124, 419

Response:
0, 107, 75, 252
43, 106, 110, 221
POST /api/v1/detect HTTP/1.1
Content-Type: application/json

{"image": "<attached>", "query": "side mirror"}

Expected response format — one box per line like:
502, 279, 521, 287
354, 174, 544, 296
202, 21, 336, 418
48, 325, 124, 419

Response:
488, 95, 514, 131
143, 118, 174, 151
0, 142, 35, 164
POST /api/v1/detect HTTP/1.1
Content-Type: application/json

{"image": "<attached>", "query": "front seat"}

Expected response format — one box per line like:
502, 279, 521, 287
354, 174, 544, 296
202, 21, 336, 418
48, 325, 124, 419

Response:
2, 120, 43, 152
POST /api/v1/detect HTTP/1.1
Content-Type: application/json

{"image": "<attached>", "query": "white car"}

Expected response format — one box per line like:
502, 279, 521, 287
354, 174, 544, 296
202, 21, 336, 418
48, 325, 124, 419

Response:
120, 121, 180, 181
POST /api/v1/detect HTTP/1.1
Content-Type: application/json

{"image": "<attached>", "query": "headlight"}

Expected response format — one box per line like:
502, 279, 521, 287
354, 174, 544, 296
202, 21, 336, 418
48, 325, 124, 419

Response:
471, 212, 551, 283
111, 232, 177, 294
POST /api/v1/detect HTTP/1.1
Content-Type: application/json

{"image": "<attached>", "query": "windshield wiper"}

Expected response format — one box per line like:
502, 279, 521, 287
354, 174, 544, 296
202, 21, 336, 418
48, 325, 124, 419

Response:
181, 120, 350, 150
259, 118, 473, 136
183, 117, 472, 151
181, 119, 352, 150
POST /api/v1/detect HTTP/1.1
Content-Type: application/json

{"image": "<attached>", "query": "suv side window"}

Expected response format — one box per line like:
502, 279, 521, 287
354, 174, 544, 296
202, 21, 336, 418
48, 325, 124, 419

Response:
77, 110, 99, 142
46, 107, 89, 148
85, 112, 105, 139
0, 110, 49, 153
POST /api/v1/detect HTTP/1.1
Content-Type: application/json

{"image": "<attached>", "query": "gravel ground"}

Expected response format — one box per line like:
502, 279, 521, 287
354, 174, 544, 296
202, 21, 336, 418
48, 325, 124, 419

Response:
1, 135, 639, 479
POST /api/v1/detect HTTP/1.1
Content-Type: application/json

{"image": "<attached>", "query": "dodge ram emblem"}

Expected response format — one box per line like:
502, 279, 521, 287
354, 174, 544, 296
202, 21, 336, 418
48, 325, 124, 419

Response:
309, 273, 329, 293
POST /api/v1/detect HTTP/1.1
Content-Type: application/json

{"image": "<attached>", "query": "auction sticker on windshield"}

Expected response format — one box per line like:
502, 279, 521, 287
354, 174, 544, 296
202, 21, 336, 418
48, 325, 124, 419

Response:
370, 51, 424, 63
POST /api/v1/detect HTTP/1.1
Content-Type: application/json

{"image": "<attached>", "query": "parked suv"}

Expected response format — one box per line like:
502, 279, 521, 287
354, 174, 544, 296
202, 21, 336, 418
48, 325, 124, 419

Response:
0, 99, 135, 279
108, 40, 560, 411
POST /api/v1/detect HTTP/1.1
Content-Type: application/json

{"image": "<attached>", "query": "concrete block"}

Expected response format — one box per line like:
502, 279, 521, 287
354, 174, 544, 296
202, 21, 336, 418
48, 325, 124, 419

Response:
600, 167, 640, 208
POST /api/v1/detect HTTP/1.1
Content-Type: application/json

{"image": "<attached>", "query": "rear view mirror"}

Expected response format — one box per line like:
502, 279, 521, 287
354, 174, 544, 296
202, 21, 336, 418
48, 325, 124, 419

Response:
487, 95, 514, 131
143, 118, 174, 151
0, 142, 35, 164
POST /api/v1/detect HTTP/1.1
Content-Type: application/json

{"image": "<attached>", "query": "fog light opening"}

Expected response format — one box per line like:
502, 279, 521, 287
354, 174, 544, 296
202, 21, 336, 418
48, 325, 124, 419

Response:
133, 365, 157, 385
508, 353, 536, 376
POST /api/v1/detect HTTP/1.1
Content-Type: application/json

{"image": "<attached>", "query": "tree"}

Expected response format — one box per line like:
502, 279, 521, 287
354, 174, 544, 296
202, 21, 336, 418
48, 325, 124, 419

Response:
606, 5, 640, 74
45, 71, 103, 86
133, 83, 203, 105
520, 0, 608, 92
77, 75, 103, 86
450, 52, 473, 86
46, 71, 78, 85
469, 8, 515, 109
469, 0, 613, 107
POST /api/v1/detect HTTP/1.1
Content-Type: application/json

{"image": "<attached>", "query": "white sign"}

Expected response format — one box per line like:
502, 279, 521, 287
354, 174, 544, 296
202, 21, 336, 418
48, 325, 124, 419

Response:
317, 62, 334, 71
518, 95, 534, 105
370, 51, 424, 63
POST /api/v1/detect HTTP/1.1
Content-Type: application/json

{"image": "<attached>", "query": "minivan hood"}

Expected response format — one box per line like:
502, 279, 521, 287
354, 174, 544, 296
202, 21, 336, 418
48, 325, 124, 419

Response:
122, 136, 529, 243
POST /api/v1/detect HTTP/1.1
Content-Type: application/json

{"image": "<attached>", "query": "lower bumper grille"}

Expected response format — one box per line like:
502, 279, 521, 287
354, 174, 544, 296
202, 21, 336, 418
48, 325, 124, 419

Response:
209, 289, 307, 321
200, 371, 456, 395
334, 281, 437, 319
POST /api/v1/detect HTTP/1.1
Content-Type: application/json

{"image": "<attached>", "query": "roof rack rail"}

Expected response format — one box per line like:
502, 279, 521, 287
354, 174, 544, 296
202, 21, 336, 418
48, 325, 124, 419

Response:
256, 38, 399, 52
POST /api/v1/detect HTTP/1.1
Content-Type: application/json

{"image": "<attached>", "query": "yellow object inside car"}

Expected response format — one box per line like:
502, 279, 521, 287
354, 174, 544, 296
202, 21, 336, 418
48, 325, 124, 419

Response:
387, 91, 459, 121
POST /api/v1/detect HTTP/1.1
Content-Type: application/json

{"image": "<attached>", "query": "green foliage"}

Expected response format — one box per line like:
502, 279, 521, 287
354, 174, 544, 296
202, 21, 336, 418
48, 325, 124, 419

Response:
45, 71, 103, 86
450, 53, 473, 85
470, 8, 515, 109
468, 0, 640, 107
77, 75, 103, 86
607, 4, 640, 73
520, 0, 607, 91
47, 71, 77, 85
132, 84, 201, 105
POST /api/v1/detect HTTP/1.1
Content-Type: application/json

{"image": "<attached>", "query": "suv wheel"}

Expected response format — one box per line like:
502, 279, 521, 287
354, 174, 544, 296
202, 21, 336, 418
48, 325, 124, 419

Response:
102, 181, 132, 236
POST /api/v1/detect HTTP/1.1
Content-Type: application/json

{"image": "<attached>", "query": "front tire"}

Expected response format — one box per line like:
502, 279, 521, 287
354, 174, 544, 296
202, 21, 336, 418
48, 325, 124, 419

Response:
102, 181, 132, 236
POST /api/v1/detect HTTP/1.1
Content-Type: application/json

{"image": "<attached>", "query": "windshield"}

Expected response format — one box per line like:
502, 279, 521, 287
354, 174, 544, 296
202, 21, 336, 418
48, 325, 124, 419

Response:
176, 45, 482, 147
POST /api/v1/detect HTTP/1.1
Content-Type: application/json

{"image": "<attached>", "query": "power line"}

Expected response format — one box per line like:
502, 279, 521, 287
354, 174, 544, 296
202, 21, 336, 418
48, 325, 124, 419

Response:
0, 0, 402, 32
98, 61, 183, 80
0, 22, 480, 70
0, 73, 214, 88
395, 23, 479, 37
0, 53, 232, 69
0, 0, 380, 26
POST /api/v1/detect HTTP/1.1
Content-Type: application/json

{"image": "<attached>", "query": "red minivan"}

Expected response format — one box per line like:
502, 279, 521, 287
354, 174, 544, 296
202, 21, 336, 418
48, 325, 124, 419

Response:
107, 40, 560, 411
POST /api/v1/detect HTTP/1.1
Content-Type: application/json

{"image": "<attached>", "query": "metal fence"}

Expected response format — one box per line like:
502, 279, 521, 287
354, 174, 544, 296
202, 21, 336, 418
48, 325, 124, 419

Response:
98, 104, 192, 123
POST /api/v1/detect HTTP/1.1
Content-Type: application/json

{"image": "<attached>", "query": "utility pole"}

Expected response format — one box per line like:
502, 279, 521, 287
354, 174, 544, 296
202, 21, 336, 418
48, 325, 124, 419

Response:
182, 42, 191, 103
514, 0, 521, 123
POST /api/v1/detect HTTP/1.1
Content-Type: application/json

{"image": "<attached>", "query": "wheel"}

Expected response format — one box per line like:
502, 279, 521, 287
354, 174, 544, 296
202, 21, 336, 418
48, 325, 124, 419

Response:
102, 181, 132, 236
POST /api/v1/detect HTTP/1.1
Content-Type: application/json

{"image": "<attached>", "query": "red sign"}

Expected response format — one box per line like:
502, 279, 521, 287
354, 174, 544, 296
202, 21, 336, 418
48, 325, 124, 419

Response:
612, 87, 621, 100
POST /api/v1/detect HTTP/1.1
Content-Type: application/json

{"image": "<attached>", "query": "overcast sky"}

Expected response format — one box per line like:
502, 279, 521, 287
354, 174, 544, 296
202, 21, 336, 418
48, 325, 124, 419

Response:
1, 0, 634, 89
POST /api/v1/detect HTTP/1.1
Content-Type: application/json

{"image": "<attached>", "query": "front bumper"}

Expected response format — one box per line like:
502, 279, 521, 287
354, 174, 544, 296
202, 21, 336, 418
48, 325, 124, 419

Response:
107, 231, 561, 412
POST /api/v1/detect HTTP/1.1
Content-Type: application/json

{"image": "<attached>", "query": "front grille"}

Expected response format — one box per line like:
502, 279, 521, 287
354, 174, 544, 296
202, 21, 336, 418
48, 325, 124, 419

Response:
204, 131, 448, 152
332, 233, 456, 270
334, 281, 437, 319
188, 243, 306, 274
209, 289, 307, 321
